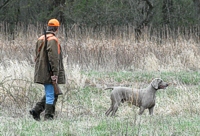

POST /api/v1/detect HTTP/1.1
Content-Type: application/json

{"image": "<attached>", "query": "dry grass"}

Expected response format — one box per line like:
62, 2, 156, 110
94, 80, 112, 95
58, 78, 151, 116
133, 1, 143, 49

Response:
1, 24, 200, 135
1, 23, 200, 71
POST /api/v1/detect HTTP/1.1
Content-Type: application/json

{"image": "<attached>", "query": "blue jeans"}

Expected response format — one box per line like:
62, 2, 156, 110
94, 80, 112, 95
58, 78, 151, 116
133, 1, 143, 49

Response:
44, 84, 55, 104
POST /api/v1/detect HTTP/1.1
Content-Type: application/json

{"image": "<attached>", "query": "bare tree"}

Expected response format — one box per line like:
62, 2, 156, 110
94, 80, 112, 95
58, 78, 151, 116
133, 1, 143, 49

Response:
162, 0, 173, 24
135, 0, 154, 40
193, 0, 200, 20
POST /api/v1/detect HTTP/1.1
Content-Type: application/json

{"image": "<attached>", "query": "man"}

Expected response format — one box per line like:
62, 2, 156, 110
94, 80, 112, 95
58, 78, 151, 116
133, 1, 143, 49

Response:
30, 18, 66, 121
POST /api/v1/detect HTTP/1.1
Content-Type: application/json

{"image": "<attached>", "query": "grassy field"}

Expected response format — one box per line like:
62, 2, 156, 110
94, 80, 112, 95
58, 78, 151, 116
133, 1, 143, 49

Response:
1, 67, 200, 135
1, 25, 200, 135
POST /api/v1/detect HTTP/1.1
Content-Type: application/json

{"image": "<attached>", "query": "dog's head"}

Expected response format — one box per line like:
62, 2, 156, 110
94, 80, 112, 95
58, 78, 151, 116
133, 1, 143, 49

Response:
151, 78, 169, 90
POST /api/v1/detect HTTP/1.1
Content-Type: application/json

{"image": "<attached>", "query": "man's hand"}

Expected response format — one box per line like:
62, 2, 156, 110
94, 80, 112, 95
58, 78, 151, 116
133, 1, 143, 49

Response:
51, 75, 58, 83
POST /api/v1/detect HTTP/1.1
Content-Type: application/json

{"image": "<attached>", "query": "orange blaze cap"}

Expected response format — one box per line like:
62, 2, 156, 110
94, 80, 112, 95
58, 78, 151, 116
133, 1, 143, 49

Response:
48, 19, 60, 26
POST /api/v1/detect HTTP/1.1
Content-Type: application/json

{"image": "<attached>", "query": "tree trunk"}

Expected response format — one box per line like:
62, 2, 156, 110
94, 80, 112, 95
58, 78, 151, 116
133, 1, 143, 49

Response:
193, 0, 200, 20
135, 0, 154, 40
162, 0, 173, 24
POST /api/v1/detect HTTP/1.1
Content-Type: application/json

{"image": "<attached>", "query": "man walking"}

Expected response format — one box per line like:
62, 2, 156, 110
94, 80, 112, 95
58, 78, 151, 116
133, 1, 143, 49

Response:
30, 18, 66, 121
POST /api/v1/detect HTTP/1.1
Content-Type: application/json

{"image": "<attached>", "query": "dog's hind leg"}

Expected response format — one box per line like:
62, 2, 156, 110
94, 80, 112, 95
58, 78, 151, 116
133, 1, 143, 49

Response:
105, 100, 114, 116
105, 106, 113, 116
111, 103, 120, 116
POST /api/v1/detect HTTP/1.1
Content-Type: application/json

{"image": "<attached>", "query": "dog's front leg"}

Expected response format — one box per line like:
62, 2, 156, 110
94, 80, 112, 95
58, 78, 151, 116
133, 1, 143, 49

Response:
148, 106, 154, 115
138, 106, 145, 115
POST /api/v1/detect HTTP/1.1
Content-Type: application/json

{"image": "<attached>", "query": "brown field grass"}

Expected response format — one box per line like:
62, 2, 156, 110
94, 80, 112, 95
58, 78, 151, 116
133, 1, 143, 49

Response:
1, 23, 200, 109
1, 23, 200, 71
1, 23, 200, 135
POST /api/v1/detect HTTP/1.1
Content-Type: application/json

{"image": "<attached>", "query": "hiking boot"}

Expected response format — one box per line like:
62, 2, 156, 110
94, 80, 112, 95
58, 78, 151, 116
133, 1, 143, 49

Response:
29, 95, 46, 121
44, 104, 54, 121
44, 114, 54, 121
29, 109, 41, 121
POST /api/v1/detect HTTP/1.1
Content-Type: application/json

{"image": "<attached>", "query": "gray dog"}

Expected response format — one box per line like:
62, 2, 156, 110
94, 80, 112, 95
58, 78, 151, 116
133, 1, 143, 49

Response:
105, 78, 169, 116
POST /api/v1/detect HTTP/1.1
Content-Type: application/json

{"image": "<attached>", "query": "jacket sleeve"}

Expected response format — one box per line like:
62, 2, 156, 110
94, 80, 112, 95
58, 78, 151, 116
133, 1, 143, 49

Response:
47, 39, 60, 76
35, 41, 39, 57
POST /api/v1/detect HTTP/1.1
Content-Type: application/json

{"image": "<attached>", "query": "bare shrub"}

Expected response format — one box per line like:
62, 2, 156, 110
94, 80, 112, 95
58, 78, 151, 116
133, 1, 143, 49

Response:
0, 60, 42, 116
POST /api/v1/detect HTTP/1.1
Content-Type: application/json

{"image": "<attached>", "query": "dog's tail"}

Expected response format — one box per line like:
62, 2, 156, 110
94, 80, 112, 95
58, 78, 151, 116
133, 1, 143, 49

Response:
104, 87, 114, 90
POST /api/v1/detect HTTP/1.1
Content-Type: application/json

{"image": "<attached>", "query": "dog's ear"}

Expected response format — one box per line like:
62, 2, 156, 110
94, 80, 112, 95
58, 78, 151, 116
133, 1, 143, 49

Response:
151, 78, 161, 89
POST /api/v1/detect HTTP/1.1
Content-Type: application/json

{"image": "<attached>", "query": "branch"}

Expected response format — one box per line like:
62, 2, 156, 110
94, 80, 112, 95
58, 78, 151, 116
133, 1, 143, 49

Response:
0, 0, 11, 10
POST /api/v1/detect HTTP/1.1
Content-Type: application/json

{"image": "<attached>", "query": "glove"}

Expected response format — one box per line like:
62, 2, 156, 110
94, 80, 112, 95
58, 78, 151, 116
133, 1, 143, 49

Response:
51, 75, 58, 83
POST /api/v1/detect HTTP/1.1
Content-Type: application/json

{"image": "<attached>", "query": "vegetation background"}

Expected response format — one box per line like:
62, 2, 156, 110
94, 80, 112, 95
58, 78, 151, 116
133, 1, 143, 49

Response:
1, 0, 200, 40
1, 0, 200, 135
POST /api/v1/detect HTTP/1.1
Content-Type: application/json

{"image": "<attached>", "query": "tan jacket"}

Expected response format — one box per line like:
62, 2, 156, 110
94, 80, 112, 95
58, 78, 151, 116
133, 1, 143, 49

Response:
34, 31, 66, 84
